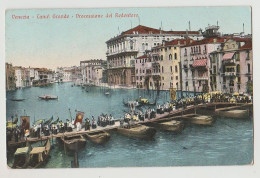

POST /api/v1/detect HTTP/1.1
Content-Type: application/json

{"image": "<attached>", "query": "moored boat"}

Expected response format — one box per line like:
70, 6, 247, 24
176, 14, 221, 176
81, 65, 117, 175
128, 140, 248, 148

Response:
11, 98, 25, 101
117, 124, 156, 139
38, 95, 58, 100
137, 98, 156, 106
27, 139, 51, 168
217, 109, 249, 119
123, 100, 142, 108
58, 134, 86, 151
147, 120, 184, 133
12, 146, 32, 168
191, 115, 214, 125
85, 131, 110, 144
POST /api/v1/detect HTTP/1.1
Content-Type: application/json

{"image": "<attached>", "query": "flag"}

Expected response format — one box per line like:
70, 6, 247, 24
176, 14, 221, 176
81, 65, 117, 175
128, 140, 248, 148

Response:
20, 116, 30, 130
170, 88, 177, 101
74, 111, 84, 125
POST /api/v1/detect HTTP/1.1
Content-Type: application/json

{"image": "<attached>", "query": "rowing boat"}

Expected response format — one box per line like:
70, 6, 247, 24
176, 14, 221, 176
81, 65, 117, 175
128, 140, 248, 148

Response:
85, 131, 110, 144
117, 124, 156, 139
27, 139, 51, 169
12, 146, 32, 168
58, 134, 86, 151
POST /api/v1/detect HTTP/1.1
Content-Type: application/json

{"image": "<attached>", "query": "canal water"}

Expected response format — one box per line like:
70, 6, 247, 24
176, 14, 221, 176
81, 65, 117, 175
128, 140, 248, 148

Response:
6, 83, 253, 167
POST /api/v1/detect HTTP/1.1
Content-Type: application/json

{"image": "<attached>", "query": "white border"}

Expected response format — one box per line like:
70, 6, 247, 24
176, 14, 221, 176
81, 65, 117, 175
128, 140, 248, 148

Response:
0, 1, 259, 178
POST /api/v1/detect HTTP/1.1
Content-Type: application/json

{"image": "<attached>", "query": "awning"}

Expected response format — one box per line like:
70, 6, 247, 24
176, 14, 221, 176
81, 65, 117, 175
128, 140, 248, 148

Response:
223, 52, 235, 60
192, 59, 207, 67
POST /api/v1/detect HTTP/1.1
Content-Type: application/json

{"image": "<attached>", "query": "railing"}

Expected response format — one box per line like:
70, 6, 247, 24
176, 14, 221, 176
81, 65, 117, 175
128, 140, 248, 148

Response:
193, 76, 208, 80
225, 72, 236, 76
107, 49, 138, 55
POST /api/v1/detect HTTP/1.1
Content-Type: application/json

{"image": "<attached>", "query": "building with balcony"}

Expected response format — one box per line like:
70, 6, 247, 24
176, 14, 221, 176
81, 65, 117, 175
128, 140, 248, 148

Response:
180, 26, 229, 93
210, 38, 252, 94
5, 63, 16, 91
106, 25, 203, 86
147, 39, 193, 90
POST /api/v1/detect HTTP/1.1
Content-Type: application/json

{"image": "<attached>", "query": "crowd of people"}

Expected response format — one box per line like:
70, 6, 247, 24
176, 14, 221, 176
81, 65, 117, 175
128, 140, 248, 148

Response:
7, 92, 252, 143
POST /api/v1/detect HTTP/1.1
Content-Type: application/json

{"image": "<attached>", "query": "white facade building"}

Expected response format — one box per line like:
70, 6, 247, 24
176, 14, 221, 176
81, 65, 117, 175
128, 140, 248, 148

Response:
106, 25, 203, 86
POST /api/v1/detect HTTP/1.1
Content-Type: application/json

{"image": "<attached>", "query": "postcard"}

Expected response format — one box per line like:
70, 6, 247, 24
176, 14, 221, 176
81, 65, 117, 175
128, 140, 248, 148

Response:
5, 7, 253, 169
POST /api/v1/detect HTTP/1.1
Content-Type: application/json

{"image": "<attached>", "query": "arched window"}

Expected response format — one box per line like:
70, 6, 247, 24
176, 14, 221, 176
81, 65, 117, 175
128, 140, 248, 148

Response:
169, 54, 172, 60
191, 47, 193, 54
174, 53, 177, 60
248, 64, 250, 73
175, 65, 178, 73
162, 66, 164, 73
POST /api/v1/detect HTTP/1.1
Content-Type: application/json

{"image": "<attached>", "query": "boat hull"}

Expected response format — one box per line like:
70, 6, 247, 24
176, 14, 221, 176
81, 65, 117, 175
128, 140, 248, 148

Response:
191, 115, 214, 125
117, 125, 156, 139
147, 120, 184, 133
216, 110, 249, 119
85, 131, 110, 144
58, 135, 86, 151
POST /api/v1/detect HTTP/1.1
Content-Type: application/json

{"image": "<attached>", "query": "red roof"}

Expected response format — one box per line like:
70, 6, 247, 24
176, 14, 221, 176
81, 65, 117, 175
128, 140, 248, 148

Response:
136, 54, 148, 59
192, 59, 207, 67
239, 40, 252, 50
122, 25, 200, 35
165, 38, 193, 46
184, 37, 230, 47
153, 38, 194, 49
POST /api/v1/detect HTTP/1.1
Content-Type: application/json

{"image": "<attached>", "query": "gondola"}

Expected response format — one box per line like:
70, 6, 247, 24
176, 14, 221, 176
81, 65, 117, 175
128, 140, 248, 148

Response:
43, 116, 53, 126
38, 95, 58, 100
11, 98, 25, 101
51, 118, 59, 125
117, 124, 156, 139
137, 98, 156, 106
123, 100, 142, 108
85, 131, 110, 144
58, 134, 86, 151
27, 139, 51, 168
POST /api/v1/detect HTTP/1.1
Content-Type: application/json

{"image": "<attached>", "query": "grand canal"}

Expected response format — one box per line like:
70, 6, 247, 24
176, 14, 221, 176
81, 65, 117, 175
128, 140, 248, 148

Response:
6, 83, 253, 167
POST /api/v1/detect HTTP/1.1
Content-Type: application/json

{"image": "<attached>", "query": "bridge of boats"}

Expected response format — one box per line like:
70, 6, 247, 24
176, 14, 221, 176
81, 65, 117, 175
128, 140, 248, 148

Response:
16, 102, 252, 143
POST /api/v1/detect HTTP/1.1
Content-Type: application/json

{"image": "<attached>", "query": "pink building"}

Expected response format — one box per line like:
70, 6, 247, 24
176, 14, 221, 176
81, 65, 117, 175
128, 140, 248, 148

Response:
135, 54, 152, 89
181, 37, 227, 93
210, 38, 252, 94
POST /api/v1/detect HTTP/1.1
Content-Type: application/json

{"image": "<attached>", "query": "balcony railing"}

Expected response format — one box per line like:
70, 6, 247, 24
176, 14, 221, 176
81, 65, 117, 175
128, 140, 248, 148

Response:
193, 76, 208, 80
225, 72, 236, 76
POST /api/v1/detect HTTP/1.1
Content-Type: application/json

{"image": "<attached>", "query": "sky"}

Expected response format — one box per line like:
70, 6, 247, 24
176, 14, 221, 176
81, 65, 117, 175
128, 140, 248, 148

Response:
5, 7, 252, 69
